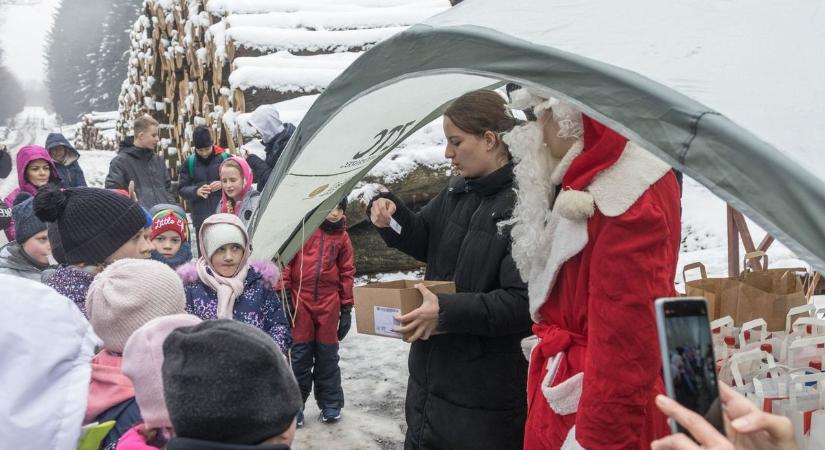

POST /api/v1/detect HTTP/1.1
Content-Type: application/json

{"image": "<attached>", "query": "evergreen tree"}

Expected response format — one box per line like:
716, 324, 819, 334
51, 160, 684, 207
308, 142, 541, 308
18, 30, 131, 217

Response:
45, 0, 141, 120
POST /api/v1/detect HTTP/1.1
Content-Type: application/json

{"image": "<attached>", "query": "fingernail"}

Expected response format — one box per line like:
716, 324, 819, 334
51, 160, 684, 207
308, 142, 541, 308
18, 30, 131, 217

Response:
731, 417, 750, 429
655, 395, 671, 406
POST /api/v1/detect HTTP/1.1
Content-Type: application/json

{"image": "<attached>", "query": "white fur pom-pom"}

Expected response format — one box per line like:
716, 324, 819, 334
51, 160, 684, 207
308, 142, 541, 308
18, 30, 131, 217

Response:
508, 87, 543, 111
555, 190, 595, 221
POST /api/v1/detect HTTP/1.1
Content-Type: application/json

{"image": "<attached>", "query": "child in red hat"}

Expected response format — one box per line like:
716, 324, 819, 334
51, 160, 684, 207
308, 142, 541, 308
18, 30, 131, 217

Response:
149, 206, 193, 269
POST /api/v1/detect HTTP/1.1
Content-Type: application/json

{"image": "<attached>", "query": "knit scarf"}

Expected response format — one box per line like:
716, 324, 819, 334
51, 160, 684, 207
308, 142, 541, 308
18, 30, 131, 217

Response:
150, 241, 193, 269
84, 351, 135, 424
195, 257, 249, 319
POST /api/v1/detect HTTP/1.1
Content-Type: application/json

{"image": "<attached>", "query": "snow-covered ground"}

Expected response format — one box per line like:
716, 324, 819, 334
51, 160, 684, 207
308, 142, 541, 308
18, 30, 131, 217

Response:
0, 106, 814, 449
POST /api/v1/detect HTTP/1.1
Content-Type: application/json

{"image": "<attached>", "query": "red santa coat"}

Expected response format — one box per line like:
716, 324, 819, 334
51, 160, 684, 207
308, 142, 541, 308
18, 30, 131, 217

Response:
281, 222, 355, 344
522, 118, 680, 450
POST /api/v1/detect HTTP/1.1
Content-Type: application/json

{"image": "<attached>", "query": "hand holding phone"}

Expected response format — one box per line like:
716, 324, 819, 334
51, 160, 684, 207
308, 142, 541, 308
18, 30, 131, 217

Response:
656, 297, 724, 438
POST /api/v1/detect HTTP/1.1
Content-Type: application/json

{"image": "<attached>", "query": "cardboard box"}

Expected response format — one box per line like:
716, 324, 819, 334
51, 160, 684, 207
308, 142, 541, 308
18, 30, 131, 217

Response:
354, 280, 456, 339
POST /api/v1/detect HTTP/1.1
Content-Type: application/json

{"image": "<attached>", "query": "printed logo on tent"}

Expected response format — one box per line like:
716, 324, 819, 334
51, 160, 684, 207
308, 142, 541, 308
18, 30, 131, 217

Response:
341, 120, 418, 169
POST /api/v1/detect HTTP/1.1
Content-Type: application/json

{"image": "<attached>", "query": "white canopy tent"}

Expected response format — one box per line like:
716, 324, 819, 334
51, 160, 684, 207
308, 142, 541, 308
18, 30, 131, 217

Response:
250, 0, 825, 271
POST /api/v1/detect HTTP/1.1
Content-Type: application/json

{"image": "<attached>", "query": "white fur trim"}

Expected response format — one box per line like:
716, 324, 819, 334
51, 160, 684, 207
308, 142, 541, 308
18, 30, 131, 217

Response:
504, 122, 560, 286
508, 88, 542, 111
521, 334, 539, 361
588, 142, 672, 217
554, 190, 595, 221
528, 213, 588, 321
550, 140, 583, 185
541, 355, 583, 415
562, 426, 586, 450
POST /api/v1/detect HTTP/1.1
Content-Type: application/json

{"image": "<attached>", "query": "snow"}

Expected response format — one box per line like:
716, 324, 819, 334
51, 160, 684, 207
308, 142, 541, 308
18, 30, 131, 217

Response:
225, 6, 447, 31
206, 0, 447, 16
226, 26, 405, 54
228, 51, 360, 92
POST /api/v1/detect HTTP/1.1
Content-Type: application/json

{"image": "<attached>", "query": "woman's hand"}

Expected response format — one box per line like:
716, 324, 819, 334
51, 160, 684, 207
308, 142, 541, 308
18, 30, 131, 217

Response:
394, 284, 440, 342
370, 197, 397, 228
651, 383, 798, 450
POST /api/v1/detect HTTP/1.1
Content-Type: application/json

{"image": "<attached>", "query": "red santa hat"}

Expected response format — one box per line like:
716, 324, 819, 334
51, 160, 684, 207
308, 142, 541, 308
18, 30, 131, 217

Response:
554, 116, 627, 221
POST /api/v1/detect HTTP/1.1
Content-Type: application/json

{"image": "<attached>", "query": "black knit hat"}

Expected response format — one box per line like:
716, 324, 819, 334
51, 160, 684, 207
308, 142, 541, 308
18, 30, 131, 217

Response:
33, 185, 147, 265
192, 126, 213, 149
162, 320, 301, 445
47, 222, 66, 265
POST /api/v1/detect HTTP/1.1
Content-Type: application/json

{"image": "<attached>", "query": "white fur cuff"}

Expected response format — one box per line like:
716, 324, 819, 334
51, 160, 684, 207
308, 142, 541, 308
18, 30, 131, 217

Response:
543, 371, 583, 416
555, 190, 595, 221
521, 335, 539, 361
562, 426, 586, 450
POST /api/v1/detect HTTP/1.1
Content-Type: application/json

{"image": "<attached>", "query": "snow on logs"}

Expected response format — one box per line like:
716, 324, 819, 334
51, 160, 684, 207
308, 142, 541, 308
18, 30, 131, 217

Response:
118, 0, 447, 181
74, 111, 120, 151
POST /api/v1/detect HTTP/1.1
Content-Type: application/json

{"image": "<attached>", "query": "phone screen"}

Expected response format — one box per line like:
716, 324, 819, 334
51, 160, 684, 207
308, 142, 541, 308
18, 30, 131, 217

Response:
656, 298, 724, 436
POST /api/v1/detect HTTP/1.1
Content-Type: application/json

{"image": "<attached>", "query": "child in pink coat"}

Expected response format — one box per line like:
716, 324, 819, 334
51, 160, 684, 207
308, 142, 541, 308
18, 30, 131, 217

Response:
117, 314, 203, 449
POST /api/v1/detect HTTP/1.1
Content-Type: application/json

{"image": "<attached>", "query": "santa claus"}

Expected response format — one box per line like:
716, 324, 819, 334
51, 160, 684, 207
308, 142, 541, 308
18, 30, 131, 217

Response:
504, 85, 681, 450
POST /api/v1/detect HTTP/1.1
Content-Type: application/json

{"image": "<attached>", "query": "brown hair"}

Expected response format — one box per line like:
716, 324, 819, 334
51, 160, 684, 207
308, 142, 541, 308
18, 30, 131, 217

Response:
444, 90, 517, 139
133, 115, 159, 135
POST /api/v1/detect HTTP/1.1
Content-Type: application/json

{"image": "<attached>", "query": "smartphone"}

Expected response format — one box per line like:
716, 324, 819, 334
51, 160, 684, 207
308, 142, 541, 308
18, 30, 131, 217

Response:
655, 297, 724, 436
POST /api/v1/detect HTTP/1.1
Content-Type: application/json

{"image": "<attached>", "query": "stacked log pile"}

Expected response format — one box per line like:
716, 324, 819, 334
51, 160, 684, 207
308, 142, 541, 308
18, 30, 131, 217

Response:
118, 0, 451, 273
74, 111, 119, 150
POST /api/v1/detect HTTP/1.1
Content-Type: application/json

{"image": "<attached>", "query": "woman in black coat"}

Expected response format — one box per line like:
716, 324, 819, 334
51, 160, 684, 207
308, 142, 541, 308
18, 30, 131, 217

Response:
369, 90, 532, 450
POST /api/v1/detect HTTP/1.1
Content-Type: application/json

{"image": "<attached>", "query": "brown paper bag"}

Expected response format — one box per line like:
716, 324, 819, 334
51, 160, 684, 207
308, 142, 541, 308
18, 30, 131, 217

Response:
683, 262, 740, 320
736, 252, 807, 331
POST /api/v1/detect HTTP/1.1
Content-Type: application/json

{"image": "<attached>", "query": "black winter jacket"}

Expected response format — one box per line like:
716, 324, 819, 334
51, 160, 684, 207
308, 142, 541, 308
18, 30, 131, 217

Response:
178, 149, 224, 231
105, 144, 174, 209
246, 123, 295, 189
372, 163, 531, 450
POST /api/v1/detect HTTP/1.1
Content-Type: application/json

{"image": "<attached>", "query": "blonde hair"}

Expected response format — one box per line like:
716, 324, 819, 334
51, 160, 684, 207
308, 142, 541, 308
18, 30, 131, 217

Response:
221, 160, 244, 210
134, 115, 159, 136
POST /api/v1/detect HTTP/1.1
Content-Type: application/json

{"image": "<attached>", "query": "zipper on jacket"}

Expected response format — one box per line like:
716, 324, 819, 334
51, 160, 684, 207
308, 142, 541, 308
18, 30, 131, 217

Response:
313, 233, 326, 303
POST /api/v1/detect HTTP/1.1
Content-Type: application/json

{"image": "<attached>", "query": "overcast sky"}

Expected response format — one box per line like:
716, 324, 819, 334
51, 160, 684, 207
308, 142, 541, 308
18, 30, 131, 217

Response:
0, 0, 60, 90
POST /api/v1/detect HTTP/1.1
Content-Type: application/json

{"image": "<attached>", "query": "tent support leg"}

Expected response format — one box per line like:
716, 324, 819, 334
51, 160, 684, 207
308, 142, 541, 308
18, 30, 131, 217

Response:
727, 205, 740, 276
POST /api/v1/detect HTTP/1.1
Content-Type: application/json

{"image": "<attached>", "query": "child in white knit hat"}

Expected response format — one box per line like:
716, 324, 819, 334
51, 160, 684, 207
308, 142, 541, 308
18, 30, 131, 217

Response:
176, 213, 291, 355
84, 258, 188, 450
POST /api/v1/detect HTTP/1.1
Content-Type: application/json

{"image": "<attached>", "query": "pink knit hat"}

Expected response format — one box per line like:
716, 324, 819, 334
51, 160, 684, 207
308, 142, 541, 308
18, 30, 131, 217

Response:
86, 259, 187, 352
122, 314, 202, 429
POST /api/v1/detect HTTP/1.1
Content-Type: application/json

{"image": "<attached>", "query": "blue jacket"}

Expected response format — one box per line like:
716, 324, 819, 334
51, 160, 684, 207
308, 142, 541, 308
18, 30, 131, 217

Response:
45, 133, 87, 188
181, 265, 292, 354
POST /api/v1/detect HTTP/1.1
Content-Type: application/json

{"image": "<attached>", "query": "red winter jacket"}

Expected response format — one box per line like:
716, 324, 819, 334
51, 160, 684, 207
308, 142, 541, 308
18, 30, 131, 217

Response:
282, 221, 355, 310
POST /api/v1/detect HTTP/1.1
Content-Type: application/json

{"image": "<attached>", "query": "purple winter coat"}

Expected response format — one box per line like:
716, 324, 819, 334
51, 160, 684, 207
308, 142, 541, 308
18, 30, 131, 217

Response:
3, 145, 62, 241
46, 265, 96, 317
177, 261, 292, 354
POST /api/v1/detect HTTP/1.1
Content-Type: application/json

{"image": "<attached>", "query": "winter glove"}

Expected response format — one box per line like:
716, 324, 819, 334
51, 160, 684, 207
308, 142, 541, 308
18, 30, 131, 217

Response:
337, 304, 353, 341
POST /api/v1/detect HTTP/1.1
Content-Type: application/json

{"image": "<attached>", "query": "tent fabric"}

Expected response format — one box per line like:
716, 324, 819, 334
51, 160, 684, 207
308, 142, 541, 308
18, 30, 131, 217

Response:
251, 0, 825, 272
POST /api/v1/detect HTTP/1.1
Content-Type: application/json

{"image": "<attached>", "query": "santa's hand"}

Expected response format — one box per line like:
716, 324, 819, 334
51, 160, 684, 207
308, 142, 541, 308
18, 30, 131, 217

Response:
370, 197, 396, 228
393, 284, 439, 342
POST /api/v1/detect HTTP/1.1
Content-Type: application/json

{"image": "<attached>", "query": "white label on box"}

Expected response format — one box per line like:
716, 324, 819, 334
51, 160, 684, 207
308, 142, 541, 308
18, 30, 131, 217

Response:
374, 306, 402, 337
389, 217, 402, 235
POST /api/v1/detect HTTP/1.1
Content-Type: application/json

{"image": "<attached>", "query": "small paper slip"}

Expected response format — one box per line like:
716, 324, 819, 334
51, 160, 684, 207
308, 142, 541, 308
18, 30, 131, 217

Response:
389, 217, 402, 235
374, 306, 402, 337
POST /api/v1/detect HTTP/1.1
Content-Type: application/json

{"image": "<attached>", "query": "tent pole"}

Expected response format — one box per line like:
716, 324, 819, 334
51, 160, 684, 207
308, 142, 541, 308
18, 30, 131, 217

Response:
727, 205, 740, 276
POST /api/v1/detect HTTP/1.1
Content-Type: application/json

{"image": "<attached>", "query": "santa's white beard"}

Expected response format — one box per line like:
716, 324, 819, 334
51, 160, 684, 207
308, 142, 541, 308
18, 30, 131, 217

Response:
503, 122, 559, 283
